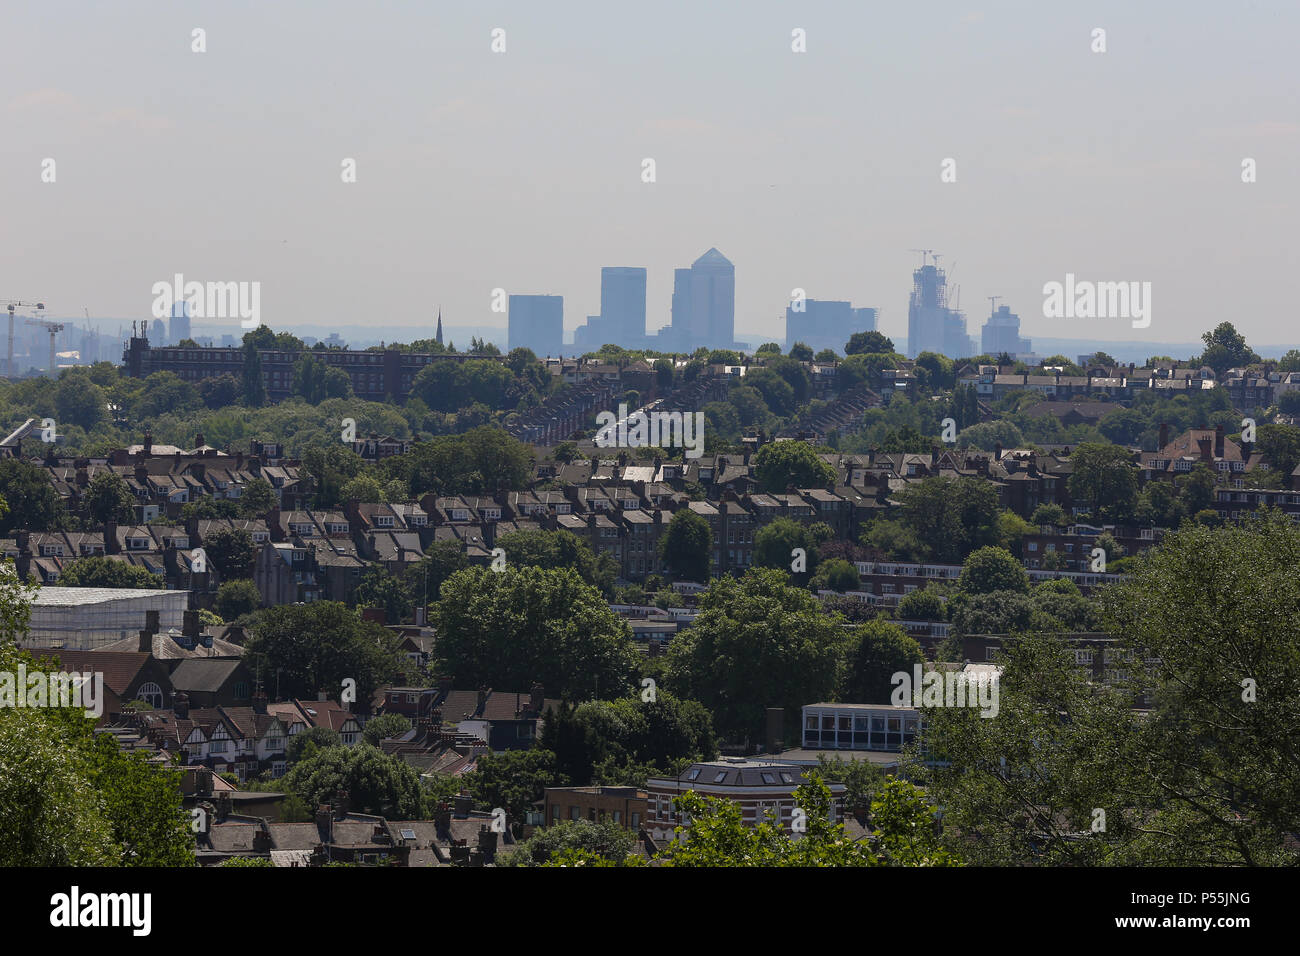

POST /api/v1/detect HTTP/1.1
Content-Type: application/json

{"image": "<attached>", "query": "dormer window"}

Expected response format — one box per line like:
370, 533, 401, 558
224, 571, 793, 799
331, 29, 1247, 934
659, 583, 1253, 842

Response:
375, 516, 394, 528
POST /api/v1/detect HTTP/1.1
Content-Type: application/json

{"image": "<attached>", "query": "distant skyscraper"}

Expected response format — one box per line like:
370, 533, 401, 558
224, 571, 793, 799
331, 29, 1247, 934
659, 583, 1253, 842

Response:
151, 318, 167, 346
169, 301, 191, 345
906, 258, 975, 359
785, 300, 877, 354
600, 267, 647, 345
981, 304, 1031, 357
508, 294, 563, 357
574, 267, 647, 349
659, 248, 735, 352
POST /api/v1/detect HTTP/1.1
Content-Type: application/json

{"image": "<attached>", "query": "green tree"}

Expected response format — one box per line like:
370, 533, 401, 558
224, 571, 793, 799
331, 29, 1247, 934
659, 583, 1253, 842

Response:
58, 556, 158, 589
753, 440, 836, 493
404, 428, 533, 496
0, 640, 193, 866
403, 540, 469, 606
465, 749, 562, 827
845, 331, 895, 355
501, 817, 636, 866
752, 516, 821, 581
957, 546, 1030, 595
201, 526, 257, 580
1255, 424, 1300, 478
809, 557, 860, 592
844, 619, 925, 704
496, 528, 617, 596
199, 374, 242, 410
655, 772, 957, 867
239, 477, 276, 517
432, 567, 638, 701
287, 726, 341, 763
291, 353, 333, 403
215, 578, 261, 619
354, 564, 413, 624
658, 508, 713, 582
664, 569, 852, 741
246, 602, 407, 704
282, 744, 426, 819
540, 693, 716, 786
55, 374, 105, 429
1196, 321, 1260, 376
1030, 503, 1068, 527
84, 470, 136, 525
1067, 443, 1138, 521
895, 587, 945, 621
241, 340, 266, 407
895, 476, 1001, 563
362, 713, 411, 747
814, 755, 886, 814
0, 458, 65, 534
1178, 462, 1218, 515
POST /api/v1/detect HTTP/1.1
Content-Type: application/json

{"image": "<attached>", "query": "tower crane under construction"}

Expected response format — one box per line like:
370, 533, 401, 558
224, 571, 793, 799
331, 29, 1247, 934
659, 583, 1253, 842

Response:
1, 299, 46, 377
26, 317, 66, 378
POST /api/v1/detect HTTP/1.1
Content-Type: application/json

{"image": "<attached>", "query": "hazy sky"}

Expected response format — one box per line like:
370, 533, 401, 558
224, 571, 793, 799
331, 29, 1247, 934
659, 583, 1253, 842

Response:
3, 1, 1297, 349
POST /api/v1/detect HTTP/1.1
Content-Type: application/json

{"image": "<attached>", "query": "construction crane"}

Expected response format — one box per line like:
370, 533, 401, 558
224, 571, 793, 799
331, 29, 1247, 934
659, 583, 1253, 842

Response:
907, 248, 934, 268
987, 295, 1001, 316
26, 317, 66, 378
1, 300, 45, 378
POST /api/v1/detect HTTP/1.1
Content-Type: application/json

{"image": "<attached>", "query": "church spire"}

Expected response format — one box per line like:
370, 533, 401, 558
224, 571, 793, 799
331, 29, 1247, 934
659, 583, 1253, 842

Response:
436, 307, 443, 346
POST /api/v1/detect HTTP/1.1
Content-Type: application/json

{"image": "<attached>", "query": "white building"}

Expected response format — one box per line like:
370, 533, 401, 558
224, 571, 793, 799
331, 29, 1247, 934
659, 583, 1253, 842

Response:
22, 587, 188, 650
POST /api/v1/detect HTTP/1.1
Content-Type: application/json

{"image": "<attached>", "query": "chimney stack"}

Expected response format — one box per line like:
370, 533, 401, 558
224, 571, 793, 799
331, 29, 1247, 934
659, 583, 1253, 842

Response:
1158, 423, 1169, 450
174, 691, 190, 719
1215, 423, 1224, 459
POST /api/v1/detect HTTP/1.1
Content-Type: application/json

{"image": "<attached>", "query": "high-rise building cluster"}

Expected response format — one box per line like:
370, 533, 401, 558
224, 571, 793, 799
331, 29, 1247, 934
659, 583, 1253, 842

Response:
563, 247, 740, 356
906, 259, 976, 360
512, 247, 1024, 361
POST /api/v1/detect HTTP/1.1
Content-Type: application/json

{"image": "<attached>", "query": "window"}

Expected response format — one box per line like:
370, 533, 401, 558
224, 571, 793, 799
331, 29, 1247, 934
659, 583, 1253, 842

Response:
571, 806, 582, 821
713, 771, 728, 783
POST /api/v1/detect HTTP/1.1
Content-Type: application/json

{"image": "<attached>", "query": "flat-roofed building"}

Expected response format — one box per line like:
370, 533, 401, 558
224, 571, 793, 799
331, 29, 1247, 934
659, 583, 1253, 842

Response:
645, 758, 845, 840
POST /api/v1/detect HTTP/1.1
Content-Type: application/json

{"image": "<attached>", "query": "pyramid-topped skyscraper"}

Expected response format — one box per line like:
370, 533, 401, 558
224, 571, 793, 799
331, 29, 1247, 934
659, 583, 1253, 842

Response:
654, 247, 736, 352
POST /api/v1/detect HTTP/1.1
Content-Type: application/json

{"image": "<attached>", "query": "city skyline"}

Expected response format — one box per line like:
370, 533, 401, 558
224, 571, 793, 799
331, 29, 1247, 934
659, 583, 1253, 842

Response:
3, 2, 1297, 350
